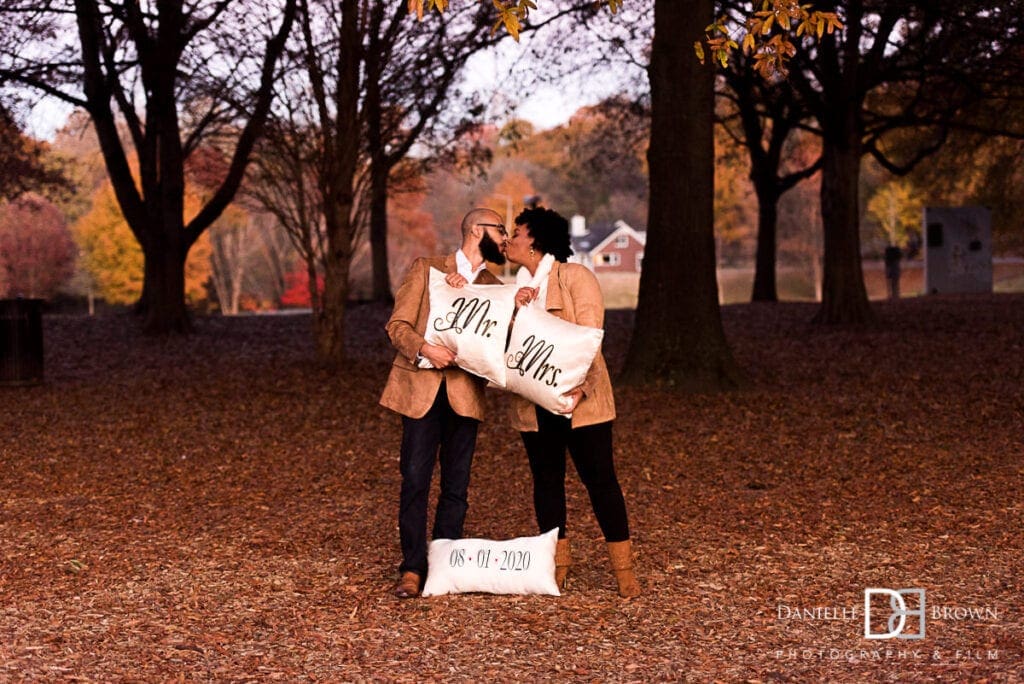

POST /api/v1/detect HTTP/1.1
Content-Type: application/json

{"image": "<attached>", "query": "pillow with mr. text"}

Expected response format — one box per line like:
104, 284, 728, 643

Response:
504, 303, 604, 417
418, 268, 518, 386
421, 528, 560, 597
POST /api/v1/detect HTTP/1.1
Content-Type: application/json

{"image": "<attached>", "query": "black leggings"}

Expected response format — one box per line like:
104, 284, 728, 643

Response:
520, 407, 630, 543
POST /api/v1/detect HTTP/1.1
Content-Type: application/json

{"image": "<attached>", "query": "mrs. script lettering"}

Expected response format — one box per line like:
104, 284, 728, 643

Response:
506, 335, 562, 387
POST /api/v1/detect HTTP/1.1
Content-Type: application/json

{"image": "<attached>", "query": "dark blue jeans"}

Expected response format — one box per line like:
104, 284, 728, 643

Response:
398, 384, 479, 576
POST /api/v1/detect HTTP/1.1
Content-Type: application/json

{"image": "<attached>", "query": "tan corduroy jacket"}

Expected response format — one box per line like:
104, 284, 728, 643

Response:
510, 261, 616, 432
379, 253, 501, 420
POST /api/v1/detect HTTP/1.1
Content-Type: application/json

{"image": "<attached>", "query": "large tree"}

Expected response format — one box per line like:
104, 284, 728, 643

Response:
245, 0, 366, 361
618, 0, 742, 390
364, 2, 500, 303
784, 0, 1024, 322
1, 0, 297, 333
718, 44, 820, 302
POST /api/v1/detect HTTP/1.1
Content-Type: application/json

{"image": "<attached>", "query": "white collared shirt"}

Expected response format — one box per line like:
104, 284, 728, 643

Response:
456, 249, 487, 282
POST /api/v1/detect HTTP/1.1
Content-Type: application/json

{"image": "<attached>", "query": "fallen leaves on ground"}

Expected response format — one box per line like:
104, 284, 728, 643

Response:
1, 295, 1021, 681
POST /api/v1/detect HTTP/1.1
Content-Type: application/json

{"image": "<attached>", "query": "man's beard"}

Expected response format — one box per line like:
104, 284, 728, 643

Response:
480, 232, 507, 265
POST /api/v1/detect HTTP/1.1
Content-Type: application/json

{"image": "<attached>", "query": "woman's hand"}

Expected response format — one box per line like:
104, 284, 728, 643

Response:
515, 286, 538, 308
445, 273, 468, 288
556, 387, 584, 414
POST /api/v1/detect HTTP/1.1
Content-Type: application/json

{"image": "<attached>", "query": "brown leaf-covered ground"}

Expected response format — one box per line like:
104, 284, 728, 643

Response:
2, 295, 1022, 682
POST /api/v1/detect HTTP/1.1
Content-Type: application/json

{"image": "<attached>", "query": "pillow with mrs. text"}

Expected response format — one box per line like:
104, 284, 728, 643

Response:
504, 303, 604, 417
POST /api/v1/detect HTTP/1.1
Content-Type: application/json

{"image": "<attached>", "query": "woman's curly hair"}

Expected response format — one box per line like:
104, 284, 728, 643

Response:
514, 207, 574, 262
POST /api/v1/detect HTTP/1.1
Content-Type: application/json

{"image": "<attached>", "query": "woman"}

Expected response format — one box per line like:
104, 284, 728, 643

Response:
504, 207, 640, 598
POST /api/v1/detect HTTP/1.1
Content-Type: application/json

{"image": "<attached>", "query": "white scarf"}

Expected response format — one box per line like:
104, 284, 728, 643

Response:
515, 253, 556, 307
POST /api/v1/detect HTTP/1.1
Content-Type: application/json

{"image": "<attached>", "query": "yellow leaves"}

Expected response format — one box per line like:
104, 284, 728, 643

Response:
73, 181, 215, 306
414, 0, 617, 40
751, 34, 798, 79
822, 12, 843, 34
412, 0, 842, 74
700, 17, 737, 67
867, 179, 923, 247
795, 10, 842, 39
408, 0, 448, 20
481, 0, 537, 41
705, 1, 844, 77
72, 183, 144, 306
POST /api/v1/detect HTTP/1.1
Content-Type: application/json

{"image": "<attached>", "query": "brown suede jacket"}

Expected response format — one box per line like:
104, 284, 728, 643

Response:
379, 253, 501, 420
509, 261, 616, 431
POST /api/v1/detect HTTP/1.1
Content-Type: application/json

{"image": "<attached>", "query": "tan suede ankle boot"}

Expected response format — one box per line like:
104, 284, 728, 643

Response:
606, 540, 641, 598
554, 538, 571, 588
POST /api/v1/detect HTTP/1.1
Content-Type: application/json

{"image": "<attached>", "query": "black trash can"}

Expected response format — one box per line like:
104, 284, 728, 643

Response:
0, 298, 44, 386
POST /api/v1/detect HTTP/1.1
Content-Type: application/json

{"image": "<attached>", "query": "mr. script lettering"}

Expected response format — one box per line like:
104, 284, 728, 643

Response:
432, 297, 500, 338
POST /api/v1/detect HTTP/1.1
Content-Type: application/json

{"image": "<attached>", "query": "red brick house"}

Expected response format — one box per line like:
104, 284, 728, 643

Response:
568, 216, 646, 274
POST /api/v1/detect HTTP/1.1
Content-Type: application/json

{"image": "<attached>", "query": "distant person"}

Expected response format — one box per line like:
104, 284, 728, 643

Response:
884, 245, 902, 300
379, 208, 507, 598
447, 207, 640, 598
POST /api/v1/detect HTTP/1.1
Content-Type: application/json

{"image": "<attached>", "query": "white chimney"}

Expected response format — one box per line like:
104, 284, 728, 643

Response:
570, 214, 587, 237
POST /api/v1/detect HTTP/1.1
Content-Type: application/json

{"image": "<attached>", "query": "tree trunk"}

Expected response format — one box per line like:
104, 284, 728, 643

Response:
809, 0, 873, 324
316, 231, 350, 362
750, 182, 780, 302
619, 0, 742, 392
311, 0, 360, 365
364, 13, 393, 306
138, 228, 191, 334
813, 122, 874, 324
369, 159, 393, 303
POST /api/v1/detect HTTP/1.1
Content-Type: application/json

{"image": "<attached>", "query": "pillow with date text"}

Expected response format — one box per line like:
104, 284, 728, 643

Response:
504, 302, 604, 417
417, 268, 518, 387
421, 528, 560, 597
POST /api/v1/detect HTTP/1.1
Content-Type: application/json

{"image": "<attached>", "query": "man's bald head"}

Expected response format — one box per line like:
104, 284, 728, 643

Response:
461, 208, 504, 238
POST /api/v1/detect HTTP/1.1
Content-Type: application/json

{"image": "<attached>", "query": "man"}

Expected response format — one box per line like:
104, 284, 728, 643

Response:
380, 208, 508, 598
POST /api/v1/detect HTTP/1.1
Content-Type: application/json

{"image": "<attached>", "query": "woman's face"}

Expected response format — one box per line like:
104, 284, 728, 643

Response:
504, 223, 536, 266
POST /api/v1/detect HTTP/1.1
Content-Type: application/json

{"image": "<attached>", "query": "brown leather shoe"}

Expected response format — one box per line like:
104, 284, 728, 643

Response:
394, 571, 421, 599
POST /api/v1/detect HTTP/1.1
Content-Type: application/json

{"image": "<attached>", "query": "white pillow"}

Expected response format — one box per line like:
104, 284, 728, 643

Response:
504, 303, 604, 417
419, 268, 518, 387
421, 528, 560, 597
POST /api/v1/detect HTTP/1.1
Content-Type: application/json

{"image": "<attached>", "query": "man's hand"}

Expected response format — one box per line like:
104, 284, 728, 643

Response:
420, 342, 456, 368
445, 273, 468, 288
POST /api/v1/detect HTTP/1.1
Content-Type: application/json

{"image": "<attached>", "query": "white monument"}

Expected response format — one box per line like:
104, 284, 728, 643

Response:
923, 206, 992, 295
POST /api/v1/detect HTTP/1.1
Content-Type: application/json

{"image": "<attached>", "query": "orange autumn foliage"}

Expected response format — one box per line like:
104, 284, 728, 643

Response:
73, 181, 212, 306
